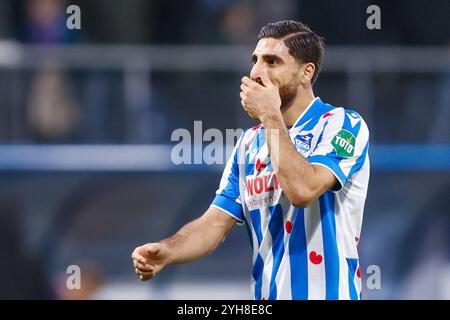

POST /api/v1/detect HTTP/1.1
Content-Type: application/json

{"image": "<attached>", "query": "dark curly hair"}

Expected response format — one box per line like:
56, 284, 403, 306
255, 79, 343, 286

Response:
258, 20, 325, 84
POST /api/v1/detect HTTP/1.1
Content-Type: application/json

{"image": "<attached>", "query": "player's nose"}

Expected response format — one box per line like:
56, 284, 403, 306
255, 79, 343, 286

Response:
250, 60, 261, 77
250, 68, 263, 85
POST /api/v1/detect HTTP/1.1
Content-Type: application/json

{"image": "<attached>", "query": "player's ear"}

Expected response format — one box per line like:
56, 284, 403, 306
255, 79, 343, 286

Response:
301, 63, 315, 85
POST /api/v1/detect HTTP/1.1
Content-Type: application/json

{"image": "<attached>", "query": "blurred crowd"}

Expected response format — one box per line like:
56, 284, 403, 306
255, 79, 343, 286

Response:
0, 0, 448, 144
1, 0, 449, 45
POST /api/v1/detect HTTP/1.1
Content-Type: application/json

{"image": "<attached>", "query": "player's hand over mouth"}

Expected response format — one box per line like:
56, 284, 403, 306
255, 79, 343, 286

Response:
240, 69, 282, 122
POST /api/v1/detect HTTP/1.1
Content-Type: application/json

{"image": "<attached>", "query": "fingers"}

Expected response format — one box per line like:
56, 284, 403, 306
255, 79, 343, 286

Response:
131, 254, 145, 264
140, 274, 154, 281
135, 267, 154, 276
241, 76, 255, 88
131, 244, 161, 281
133, 260, 153, 272
131, 248, 146, 263
240, 91, 248, 108
136, 267, 154, 281
131, 245, 154, 271
132, 254, 146, 267
240, 83, 251, 103
242, 70, 273, 89
135, 265, 155, 281
260, 69, 273, 87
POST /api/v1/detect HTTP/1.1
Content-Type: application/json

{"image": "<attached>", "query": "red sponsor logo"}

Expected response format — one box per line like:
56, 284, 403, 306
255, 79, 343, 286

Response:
246, 174, 279, 196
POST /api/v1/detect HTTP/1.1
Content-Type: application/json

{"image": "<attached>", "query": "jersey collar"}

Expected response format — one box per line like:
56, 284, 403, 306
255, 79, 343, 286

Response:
291, 97, 322, 129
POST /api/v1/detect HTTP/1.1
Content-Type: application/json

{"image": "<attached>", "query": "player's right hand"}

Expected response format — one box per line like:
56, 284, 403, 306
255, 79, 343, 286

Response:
131, 242, 169, 281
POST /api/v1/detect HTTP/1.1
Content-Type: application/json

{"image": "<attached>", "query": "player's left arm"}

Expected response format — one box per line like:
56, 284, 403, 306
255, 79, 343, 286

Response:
240, 70, 336, 208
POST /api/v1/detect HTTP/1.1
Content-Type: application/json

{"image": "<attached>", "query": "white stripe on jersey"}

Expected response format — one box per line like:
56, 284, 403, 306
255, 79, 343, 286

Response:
274, 205, 296, 300
304, 200, 326, 299
308, 108, 346, 157
341, 121, 369, 178
334, 198, 350, 300
259, 207, 273, 300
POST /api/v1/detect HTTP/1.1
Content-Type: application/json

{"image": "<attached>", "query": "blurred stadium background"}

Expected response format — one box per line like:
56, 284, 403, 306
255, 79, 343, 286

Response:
0, 0, 449, 300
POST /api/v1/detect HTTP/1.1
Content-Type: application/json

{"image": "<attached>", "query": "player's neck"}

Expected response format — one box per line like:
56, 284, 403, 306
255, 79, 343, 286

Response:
282, 88, 316, 128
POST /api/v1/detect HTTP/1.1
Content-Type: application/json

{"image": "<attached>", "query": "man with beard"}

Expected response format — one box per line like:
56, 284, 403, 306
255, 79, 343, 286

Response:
132, 20, 370, 300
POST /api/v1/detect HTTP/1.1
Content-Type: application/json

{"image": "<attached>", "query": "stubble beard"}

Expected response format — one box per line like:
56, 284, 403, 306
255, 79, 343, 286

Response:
279, 82, 298, 111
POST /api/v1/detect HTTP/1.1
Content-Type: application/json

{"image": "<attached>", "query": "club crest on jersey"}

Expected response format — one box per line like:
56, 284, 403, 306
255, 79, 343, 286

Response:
294, 133, 313, 153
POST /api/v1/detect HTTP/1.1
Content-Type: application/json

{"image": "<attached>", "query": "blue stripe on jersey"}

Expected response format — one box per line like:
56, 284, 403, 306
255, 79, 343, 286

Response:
347, 142, 369, 180
293, 100, 320, 128
249, 209, 263, 246
308, 155, 347, 185
353, 119, 361, 136
245, 220, 254, 252
255, 129, 265, 150
247, 134, 269, 173
302, 117, 320, 131
302, 103, 333, 131
319, 193, 340, 299
346, 258, 358, 300
212, 194, 244, 222
306, 103, 335, 131
249, 209, 264, 300
289, 208, 308, 299
343, 111, 362, 136
245, 149, 254, 176
253, 254, 264, 300
268, 205, 285, 300
294, 98, 334, 130
312, 118, 329, 151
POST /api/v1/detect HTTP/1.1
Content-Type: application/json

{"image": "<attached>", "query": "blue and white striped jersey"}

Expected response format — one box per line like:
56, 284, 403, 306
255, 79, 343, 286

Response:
211, 97, 370, 300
